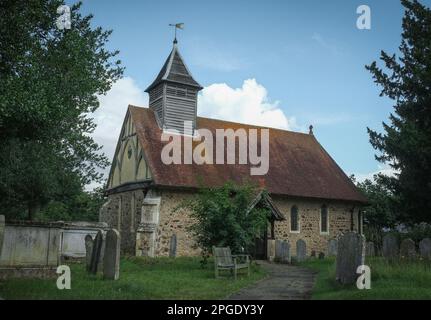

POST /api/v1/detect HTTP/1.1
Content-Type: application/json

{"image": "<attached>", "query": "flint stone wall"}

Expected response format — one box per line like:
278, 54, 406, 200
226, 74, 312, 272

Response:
101, 190, 362, 258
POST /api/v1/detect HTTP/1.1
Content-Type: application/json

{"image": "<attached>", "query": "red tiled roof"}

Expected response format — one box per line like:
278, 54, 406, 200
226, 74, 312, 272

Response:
129, 105, 367, 203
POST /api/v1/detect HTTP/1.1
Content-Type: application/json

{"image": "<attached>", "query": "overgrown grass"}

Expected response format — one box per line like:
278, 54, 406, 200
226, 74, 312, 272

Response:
0, 257, 266, 300
300, 257, 431, 299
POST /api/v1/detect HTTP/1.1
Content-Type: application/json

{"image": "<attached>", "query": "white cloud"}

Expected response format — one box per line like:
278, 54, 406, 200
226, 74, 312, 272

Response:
198, 79, 296, 130
353, 165, 399, 183
89, 77, 147, 189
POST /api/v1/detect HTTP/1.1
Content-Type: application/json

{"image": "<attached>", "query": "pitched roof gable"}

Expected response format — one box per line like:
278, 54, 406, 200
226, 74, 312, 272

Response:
127, 105, 367, 203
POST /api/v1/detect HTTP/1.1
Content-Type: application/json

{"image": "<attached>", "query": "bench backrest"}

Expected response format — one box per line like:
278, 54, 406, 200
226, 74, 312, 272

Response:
213, 246, 233, 266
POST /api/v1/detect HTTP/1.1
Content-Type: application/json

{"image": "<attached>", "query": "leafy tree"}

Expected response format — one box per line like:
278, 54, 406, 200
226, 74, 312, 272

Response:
0, 0, 123, 219
351, 175, 399, 248
366, 0, 431, 224
179, 182, 271, 264
38, 186, 106, 222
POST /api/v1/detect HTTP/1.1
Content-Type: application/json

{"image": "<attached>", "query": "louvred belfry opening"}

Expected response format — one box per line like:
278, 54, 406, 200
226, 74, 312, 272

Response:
145, 41, 202, 136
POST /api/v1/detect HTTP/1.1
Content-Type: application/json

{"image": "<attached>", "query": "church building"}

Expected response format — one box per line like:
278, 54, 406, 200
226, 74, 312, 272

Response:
99, 39, 367, 258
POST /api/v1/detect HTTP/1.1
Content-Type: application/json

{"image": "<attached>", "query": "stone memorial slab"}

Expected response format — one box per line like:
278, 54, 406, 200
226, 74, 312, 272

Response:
336, 232, 365, 285
275, 240, 283, 261
281, 241, 291, 264
365, 242, 375, 257
85, 234, 94, 272
296, 239, 306, 262
400, 238, 416, 260
89, 230, 103, 274
103, 229, 121, 280
419, 238, 431, 260
327, 239, 338, 257
0, 215, 5, 257
267, 239, 276, 261
382, 234, 399, 260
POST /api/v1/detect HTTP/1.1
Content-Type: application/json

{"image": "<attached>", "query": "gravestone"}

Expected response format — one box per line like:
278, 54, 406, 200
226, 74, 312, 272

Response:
296, 239, 306, 262
275, 240, 283, 261
366, 242, 375, 257
336, 232, 365, 285
84, 235, 94, 272
97, 231, 106, 272
318, 252, 325, 260
103, 229, 121, 280
267, 239, 276, 261
311, 250, 316, 258
382, 234, 399, 260
89, 230, 103, 274
281, 241, 291, 264
327, 239, 338, 257
400, 238, 416, 260
0, 215, 5, 256
169, 234, 177, 258
419, 238, 431, 260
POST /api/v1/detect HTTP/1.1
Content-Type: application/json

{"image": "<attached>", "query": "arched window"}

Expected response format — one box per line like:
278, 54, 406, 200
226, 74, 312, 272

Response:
290, 205, 299, 232
320, 205, 329, 234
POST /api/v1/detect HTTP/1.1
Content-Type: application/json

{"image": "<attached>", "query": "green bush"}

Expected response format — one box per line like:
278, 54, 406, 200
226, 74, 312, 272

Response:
178, 181, 270, 263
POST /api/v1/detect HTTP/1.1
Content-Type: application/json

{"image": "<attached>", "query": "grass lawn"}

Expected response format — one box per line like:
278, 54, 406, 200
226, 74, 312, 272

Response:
300, 257, 431, 299
0, 257, 266, 300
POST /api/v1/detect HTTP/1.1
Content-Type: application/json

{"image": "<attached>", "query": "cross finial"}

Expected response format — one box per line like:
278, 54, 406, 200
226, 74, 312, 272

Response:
169, 23, 184, 45
309, 125, 314, 135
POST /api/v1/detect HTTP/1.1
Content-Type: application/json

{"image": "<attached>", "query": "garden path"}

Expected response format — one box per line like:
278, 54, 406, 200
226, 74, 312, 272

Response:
227, 260, 317, 300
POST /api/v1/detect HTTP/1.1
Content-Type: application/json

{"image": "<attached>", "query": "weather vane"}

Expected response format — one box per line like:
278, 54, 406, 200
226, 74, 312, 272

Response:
169, 23, 184, 44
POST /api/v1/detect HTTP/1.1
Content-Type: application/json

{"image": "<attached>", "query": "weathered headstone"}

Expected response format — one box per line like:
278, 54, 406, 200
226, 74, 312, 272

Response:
84, 234, 94, 272
103, 229, 121, 280
296, 239, 306, 262
169, 234, 177, 258
281, 241, 291, 264
365, 242, 375, 257
318, 252, 325, 260
97, 231, 106, 272
400, 238, 416, 260
419, 238, 431, 260
275, 240, 283, 261
89, 230, 103, 274
311, 250, 316, 258
0, 215, 5, 257
327, 239, 338, 257
382, 234, 399, 260
336, 232, 365, 285
267, 239, 276, 261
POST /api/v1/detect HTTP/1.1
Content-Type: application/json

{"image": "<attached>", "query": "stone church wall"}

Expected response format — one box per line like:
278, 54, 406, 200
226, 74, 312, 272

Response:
271, 196, 360, 256
100, 189, 360, 258
99, 190, 144, 255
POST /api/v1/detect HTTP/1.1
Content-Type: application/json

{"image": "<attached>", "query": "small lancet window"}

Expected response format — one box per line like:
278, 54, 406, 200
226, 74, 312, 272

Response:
290, 205, 299, 232
320, 205, 329, 233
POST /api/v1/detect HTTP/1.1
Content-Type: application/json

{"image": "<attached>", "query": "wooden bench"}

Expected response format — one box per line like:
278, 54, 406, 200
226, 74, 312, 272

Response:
212, 246, 250, 279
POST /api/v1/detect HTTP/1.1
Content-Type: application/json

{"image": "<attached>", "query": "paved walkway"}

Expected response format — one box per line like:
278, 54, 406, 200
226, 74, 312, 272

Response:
227, 261, 317, 300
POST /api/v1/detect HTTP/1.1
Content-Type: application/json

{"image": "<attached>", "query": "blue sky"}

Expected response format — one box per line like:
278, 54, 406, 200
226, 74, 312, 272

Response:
73, 0, 431, 182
